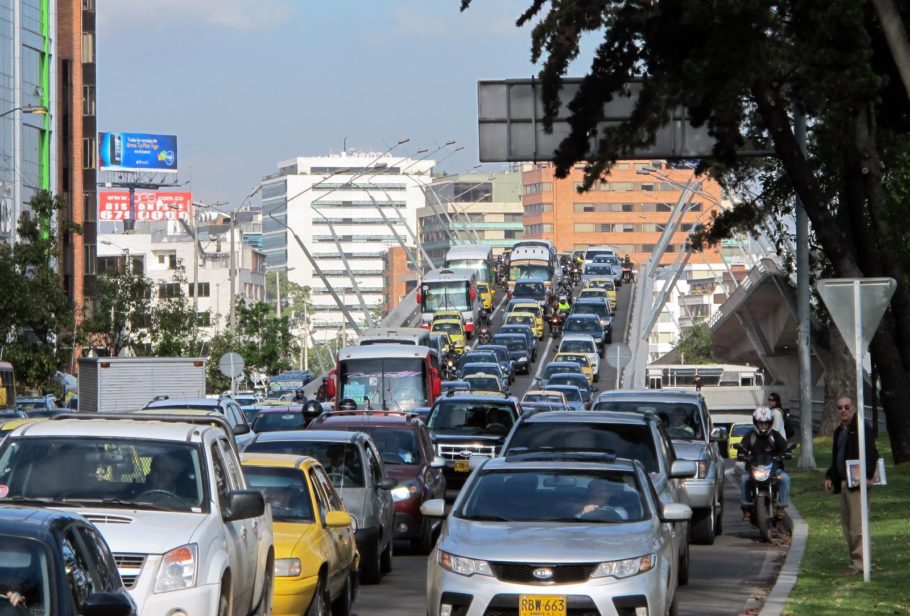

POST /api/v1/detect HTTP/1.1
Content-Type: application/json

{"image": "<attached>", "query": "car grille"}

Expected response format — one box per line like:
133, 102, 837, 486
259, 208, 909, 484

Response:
113, 553, 147, 589
438, 443, 497, 461
489, 562, 598, 585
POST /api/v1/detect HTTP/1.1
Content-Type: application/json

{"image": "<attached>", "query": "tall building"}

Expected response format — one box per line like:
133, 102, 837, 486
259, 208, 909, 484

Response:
0, 0, 57, 243
521, 161, 724, 265
259, 152, 434, 341
418, 171, 523, 265
57, 0, 96, 310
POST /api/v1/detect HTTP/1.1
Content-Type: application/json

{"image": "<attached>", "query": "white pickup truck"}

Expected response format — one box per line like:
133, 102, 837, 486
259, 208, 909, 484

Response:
0, 415, 274, 616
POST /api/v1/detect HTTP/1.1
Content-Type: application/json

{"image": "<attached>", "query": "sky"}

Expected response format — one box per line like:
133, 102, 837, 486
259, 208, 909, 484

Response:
96, 0, 561, 209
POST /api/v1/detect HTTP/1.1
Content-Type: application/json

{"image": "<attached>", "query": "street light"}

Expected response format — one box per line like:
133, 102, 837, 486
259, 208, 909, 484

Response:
0, 105, 48, 119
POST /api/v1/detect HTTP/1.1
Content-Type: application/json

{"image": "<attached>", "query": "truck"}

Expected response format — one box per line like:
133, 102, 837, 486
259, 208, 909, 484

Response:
78, 356, 207, 413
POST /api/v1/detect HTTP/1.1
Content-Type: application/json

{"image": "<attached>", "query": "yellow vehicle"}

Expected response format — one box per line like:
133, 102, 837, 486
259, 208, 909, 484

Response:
241, 453, 359, 616
0, 418, 43, 441
728, 422, 754, 458
508, 302, 545, 338
578, 287, 609, 304
553, 352, 595, 385
504, 311, 543, 341
431, 319, 466, 354
433, 310, 465, 325
462, 372, 507, 395
476, 281, 494, 312
584, 277, 617, 310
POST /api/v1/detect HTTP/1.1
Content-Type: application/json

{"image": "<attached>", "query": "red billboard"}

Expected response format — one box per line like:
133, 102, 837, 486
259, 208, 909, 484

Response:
98, 191, 193, 221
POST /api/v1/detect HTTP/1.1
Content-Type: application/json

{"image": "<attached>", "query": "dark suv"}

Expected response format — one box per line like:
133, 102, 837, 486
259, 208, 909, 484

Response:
491, 334, 533, 374
308, 411, 447, 553
570, 298, 613, 340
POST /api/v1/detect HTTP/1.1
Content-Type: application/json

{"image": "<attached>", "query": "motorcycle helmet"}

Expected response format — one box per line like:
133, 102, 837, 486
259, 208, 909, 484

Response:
752, 406, 773, 436
295, 388, 305, 398
338, 398, 358, 411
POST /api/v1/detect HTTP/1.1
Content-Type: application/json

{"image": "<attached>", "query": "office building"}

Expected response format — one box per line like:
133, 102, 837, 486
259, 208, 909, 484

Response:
381, 245, 417, 314
259, 152, 434, 341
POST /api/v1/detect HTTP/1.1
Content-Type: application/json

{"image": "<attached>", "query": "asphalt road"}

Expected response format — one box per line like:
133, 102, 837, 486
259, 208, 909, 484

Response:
353, 281, 787, 615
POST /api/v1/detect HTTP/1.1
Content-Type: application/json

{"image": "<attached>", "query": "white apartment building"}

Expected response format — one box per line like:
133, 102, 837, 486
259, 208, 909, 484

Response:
98, 223, 266, 338
260, 152, 435, 342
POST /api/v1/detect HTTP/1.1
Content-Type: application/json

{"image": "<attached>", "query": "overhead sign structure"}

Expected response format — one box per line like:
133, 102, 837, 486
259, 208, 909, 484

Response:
98, 132, 179, 173
98, 191, 192, 222
477, 78, 772, 162
816, 277, 896, 583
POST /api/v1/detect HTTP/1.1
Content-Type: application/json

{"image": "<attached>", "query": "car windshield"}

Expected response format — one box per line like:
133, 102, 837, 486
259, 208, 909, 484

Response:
561, 340, 595, 354
584, 264, 612, 275
506, 423, 658, 473
545, 387, 583, 403
547, 374, 590, 392
460, 353, 497, 367
476, 347, 507, 362
543, 364, 581, 379
0, 437, 207, 512
493, 336, 526, 352
506, 315, 535, 327
0, 537, 51, 616
244, 441, 366, 488
243, 407, 263, 423
573, 304, 607, 318
429, 401, 515, 432
557, 354, 589, 367
458, 469, 647, 523
464, 376, 500, 392
591, 400, 705, 440
252, 411, 307, 432
357, 428, 419, 465
565, 318, 602, 333
523, 393, 563, 404
244, 466, 315, 523
431, 322, 462, 335
510, 264, 550, 282
513, 282, 545, 298
233, 397, 258, 406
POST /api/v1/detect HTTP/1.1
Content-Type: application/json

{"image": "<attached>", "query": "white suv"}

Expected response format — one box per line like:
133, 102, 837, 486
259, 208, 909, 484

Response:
0, 415, 274, 616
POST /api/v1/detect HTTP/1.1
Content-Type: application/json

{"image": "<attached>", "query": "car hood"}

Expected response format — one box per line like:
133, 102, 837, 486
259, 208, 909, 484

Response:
442, 517, 657, 563
273, 521, 322, 559
75, 509, 208, 554
671, 439, 708, 460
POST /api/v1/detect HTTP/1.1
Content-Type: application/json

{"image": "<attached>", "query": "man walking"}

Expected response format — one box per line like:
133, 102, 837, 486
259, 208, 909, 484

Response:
824, 396, 879, 574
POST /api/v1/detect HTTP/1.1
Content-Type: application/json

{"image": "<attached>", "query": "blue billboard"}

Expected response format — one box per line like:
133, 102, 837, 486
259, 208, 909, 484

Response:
98, 132, 178, 173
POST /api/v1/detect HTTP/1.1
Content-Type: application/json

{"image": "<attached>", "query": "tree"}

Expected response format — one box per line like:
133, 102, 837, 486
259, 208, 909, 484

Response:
675, 322, 715, 365
206, 330, 241, 394
462, 0, 910, 462
79, 261, 153, 357
0, 192, 77, 390
152, 265, 206, 357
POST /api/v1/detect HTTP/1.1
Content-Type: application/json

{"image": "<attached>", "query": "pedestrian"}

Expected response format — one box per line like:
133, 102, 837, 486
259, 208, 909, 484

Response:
767, 392, 786, 438
824, 396, 879, 574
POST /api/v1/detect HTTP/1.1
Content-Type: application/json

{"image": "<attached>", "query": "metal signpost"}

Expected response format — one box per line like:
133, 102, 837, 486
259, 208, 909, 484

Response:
605, 343, 633, 390
219, 352, 245, 398
816, 277, 896, 582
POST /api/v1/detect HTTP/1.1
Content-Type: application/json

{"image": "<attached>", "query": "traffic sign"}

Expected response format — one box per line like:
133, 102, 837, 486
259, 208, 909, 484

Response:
605, 343, 632, 368
219, 352, 245, 379
817, 278, 896, 359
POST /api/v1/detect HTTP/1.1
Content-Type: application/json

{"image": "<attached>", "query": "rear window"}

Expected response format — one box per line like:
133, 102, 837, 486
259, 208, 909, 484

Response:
591, 400, 705, 440
564, 318, 602, 333
245, 441, 365, 488
560, 339, 595, 354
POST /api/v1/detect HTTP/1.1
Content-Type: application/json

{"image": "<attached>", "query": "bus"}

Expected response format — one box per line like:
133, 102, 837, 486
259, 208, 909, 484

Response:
0, 362, 15, 410
268, 370, 316, 398
329, 344, 442, 411
508, 245, 557, 293
417, 267, 481, 336
444, 244, 493, 284
514, 239, 558, 261
358, 328, 432, 348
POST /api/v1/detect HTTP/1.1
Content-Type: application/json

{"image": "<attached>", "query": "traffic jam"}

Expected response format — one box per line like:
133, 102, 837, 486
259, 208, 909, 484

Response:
0, 241, 735, 616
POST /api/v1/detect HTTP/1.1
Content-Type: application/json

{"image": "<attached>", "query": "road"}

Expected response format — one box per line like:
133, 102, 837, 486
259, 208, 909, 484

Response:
354, 282, 786, 615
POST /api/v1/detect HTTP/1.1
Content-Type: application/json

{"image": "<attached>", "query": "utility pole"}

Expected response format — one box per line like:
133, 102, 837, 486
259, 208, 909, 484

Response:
229, 215, 237, 332
276, 270, 282, 319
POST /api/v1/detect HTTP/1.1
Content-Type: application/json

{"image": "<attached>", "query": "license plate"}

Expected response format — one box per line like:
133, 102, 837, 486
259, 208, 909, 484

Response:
454, 460, 470, 473
519, 595, 567, 616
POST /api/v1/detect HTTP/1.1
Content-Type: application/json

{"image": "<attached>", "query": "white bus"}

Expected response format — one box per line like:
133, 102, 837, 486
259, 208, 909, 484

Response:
508, 245, 557, 292
444, 244, 493, 284
417, 267, 481, 336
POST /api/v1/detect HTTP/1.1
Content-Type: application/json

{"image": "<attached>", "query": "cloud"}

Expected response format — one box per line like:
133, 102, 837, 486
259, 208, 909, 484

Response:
98, 0, 296, 32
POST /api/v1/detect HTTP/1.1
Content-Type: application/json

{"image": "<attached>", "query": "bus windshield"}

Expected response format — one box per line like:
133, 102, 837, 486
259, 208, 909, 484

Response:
340, 357, 427, 410
509, 263, 550, 282
422, 282, 470, 312
446, 259, 491, 283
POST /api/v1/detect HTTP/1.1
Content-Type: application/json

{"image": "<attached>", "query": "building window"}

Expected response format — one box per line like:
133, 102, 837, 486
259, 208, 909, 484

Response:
574, 203, 595, 213
196, 312, 211, 327
82, 0, 95, 10
189, 282, 211, 297
82, 138, 96, 170
84, 244, 97, 275
524, 182, 553, 195
83, 192, 96, 222
82, 32, 95, 63
574, 223, 595, 233
157, 254, 178, 269
158, 283, 181, 299
82, 85, 96, 116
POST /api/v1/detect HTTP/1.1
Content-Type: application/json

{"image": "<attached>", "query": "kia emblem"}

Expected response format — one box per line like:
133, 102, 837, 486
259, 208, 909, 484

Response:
532, 567, 554, 580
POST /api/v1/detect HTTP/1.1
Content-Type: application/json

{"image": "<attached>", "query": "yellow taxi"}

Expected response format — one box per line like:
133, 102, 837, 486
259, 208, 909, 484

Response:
508, 302, 545, 339
504, 311, 543, 341
241, 453, 359, 616
462, 372, 507, 395
728, 422, 754, 458
431, 319, 466, 354
0, 418, 43, 441
433, 310, 465, 325
553, 352, 595, 385
476, 282, 494, 312
584, 277, 617, 310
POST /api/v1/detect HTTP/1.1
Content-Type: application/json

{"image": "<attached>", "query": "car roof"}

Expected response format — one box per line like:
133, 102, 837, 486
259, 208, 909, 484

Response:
519, 410, 655, 426
435, 393, 517, 405
561, 334, 598, 343
338, 344, 432, 360
574, 297, 609, 305
475, 344, 508, 352
543, 384, 584, 393
565, 313, 600, 320
7, 418, 217, 442
240, 453, 320, 470
546, 361, 584, 369
311, 413, 416, 428
595, 389, 702, 404
481, 455, 639, 474
254, 407, 305, 415
252, 429, 365, 445
0, 506, 90, 539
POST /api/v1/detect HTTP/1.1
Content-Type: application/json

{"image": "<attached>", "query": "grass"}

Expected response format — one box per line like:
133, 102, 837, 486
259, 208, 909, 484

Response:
784, 436, 910, 615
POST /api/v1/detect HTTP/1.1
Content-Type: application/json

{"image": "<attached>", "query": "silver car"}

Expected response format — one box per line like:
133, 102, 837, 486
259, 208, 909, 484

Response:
422, 453, 691, 616
593, 390, 727, 544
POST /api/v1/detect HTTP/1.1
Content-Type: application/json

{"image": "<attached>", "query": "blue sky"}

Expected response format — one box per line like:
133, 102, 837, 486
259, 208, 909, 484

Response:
96, 1, 557, 208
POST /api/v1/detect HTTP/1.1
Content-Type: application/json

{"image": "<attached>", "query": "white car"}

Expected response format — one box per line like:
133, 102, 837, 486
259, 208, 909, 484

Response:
557, 334, 601, 379
0, 416, 275, 616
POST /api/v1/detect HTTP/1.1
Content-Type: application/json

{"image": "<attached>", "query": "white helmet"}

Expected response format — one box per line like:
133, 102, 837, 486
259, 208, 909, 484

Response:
752, 406, 774, 435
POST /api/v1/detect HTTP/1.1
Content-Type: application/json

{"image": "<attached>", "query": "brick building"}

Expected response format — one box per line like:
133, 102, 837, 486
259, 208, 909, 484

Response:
381, 245, 417, 315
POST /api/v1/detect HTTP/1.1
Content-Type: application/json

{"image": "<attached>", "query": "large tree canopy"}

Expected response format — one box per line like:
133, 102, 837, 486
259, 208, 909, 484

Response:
463, 0, 910, 462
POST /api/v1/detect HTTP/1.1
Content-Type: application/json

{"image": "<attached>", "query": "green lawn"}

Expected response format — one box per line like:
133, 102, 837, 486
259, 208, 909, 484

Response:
785, 436, 910, 615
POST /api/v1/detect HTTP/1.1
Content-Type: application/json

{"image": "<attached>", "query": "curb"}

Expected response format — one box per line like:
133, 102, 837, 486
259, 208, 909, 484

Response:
758, 493, 809, 616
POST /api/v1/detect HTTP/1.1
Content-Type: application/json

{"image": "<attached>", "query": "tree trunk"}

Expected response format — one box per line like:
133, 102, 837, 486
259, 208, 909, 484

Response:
821, 325, 855, 436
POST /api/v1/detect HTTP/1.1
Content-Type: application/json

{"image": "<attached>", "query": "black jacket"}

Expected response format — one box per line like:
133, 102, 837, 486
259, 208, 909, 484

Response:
740, 429, 789, 469
826, 415, 879, 493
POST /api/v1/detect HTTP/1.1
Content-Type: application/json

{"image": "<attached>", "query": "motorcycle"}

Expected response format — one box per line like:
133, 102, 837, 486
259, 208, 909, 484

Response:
735, 443, 795, 541
443, 355, 458, 380
477, 326, 492, 345
548, 312, 564, 338
621, 262, 634, 283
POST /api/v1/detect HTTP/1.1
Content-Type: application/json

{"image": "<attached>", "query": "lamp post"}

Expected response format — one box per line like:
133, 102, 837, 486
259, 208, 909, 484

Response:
0, 105, 47, 119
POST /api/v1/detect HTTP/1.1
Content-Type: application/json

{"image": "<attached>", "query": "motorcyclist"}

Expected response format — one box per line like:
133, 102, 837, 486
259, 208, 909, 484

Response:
292, 388, 307, 404
739, 407, 791, 521
623, 254, 632, 267
557, 295, 571, 313
315, 377, 329, 402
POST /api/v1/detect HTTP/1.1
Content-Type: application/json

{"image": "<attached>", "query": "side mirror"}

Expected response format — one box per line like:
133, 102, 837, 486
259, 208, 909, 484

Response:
324, 510, 353, 528
82, 592, 135, 616
377, 477, 398, 491
223, 490, 266, 522
710, 427, 726, 442
670, 460, 697, 479
232, 423, 251, 436
420, 498, 446, 518
592, 387, 600, 393
660, 503, 693, 522
430, 456, 447, 469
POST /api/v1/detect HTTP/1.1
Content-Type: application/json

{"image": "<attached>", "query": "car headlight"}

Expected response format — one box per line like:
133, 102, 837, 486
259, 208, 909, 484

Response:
590, 554, 654, 579
437, 550, 494, 577
154, 544, 198, 593
274, 558, 302, 577
696, 460, 710, 479
752, 466, 772, 482
391, 481, 419, 502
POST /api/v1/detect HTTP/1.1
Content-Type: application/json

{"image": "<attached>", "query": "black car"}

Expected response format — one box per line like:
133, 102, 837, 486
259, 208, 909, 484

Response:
570, 298, 614, 342
456, 351, 500, 376
490, 333, 532, 374
473, 344, 515, 384
426, 393, 522, 490
0, 506, 136, 616
563, 313, 608, 354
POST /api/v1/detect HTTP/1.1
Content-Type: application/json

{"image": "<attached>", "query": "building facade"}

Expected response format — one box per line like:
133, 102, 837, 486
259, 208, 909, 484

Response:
0, 0, 56, 243
521, 161, 724, 265
418, 171, 523, 265
381, 245, 417, 314
259, 152, 434, 341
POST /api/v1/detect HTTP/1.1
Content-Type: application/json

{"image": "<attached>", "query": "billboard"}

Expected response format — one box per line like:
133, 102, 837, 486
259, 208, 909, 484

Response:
98, 191, 192, 221
98, 132, 178, 173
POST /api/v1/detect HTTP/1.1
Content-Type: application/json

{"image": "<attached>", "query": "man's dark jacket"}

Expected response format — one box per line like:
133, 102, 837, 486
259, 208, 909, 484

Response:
826, 414, 879, 494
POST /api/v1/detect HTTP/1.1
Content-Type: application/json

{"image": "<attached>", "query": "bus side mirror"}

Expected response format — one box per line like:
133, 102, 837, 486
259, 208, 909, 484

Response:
470, 287, 476, 301
326, 378, 336, 399
430, 369, 442, 397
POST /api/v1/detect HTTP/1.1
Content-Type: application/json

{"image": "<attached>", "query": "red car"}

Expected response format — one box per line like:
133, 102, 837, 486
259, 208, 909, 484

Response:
308, 411, 447, 553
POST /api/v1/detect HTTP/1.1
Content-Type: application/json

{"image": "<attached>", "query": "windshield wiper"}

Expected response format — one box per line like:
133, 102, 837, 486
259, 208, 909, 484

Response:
464, 514, 510, 522
2, 496, 72, 507
67, 497, 175, 512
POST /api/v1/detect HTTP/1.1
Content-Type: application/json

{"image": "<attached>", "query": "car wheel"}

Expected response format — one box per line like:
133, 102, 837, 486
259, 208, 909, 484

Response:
217, 582, 230, 616
593, 372, 600, 383
691, 505, 716, 545
331, 572, 354, 616
254, 557, 274, 615
667, 584, 679, 616
411, 518, 435, 555
715, 494, 724, 536
306, 574, 331, 616
380, 536, 393, 574
361, 537, 383, 584
678, 539, 690, 586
